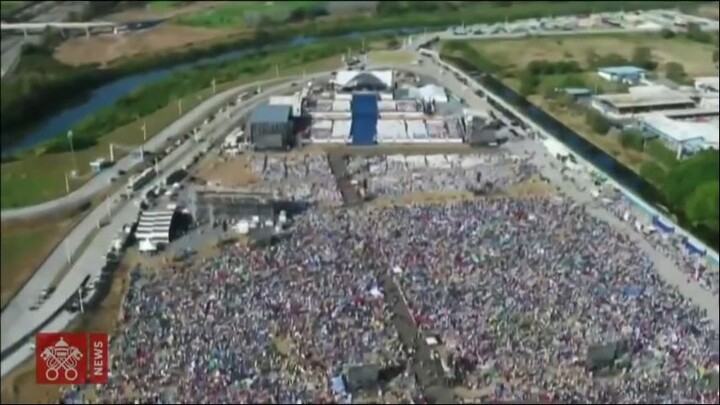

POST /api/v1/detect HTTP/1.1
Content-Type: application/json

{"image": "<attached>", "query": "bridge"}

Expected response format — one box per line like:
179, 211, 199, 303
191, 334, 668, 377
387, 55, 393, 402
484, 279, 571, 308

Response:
0, 21, 119, 36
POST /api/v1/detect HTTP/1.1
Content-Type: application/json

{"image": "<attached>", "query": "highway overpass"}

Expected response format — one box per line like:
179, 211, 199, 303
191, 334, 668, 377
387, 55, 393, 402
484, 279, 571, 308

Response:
0, 21, 119, 35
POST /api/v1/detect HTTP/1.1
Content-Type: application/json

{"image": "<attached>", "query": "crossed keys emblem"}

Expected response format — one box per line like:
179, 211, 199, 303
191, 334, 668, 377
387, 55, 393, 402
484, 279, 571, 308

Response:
40, 338, 84, 382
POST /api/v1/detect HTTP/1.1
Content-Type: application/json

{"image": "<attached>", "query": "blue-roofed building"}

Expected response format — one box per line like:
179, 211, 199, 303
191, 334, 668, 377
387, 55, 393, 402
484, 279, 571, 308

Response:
248, 105, 294, 150
350, 93, 378, 146
597, 66, 647, 84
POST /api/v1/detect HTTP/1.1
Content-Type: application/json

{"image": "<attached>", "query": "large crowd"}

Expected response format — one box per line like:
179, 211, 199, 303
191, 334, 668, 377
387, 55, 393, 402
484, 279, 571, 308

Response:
606, 193, 720, 296
247, 154, 343, 206
346, 153, 536, 196
62, 195, 718, 404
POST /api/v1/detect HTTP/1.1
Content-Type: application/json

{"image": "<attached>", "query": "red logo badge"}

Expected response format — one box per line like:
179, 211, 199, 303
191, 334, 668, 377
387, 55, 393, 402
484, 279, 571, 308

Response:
35, 332, 109, 385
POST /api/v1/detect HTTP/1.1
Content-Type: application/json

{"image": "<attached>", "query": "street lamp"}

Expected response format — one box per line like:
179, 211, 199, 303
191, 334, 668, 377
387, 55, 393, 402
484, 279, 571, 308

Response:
67, 130, 77, 173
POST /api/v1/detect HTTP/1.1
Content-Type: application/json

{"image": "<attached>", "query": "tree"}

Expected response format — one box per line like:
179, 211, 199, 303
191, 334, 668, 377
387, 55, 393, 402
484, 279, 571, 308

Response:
664, 61, 687, 83
661, 150, 719, 208
639, 161, 667, 186
631, 46, 657, 70
518, 71, 538, 96
684, 181, 720, 231
385, 37, 400, 49
660, 28, 675, 39
585, 109, 611, 135
686, 23, 712, 44
619, 130, 644, 151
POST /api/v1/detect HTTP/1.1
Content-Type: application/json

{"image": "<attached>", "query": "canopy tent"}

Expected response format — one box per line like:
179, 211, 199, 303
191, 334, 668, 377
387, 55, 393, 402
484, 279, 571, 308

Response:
652, 216, 674, 233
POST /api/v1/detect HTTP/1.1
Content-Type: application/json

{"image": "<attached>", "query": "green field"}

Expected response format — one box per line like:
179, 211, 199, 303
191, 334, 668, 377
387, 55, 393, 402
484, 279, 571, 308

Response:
0, 1, 25, 13
177, 1, 324, 28
147, 1, 188, 12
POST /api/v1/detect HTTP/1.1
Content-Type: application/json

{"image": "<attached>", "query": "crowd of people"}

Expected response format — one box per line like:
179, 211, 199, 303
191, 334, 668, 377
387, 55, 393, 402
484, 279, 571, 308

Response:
62, 195, 718, 404
247, 153, 343, 206
345, 153, 535, 196
605, 193, 720, 296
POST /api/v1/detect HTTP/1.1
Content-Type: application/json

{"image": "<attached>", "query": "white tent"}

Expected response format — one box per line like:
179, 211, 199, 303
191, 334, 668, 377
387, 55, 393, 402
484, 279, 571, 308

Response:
138, 239, 157, 253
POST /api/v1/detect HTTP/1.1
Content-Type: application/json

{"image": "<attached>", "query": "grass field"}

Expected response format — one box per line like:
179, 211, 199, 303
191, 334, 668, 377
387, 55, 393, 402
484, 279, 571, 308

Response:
0, 55, 343, 209
147, 1, 188, 12
465, 33, 719, 77
0, 1, 25, 13
0, 218, 77, 307
177, 1, 323, 28
368, 49, 416, 65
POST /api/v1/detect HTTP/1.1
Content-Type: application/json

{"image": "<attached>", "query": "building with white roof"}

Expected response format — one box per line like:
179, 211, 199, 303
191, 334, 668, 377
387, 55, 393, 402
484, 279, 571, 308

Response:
695, 77, 720, 94
418, 84, 449, 104
591, 85, 697, 121
641, 113, 719, 156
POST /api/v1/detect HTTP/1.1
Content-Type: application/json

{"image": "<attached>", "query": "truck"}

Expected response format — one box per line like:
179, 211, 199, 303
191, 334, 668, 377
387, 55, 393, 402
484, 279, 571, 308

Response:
125, 167, 157, 196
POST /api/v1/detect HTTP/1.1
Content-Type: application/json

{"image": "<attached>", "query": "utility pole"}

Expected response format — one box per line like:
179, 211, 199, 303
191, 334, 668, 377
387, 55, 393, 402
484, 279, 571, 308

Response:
64, 172, 70, 194
67, 130, 77, 174
177, 99, 183, 116
141, 121, 147, 142
212, 78, 216, 95
64, 240, 71, 264
274, 64, 279, 78
109, 144, 115, 162
78, 289, 84, 314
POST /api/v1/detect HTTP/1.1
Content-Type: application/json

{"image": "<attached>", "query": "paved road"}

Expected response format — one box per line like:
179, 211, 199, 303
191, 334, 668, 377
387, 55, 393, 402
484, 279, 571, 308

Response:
0, 75, 307, 220
0, 76, 333, 374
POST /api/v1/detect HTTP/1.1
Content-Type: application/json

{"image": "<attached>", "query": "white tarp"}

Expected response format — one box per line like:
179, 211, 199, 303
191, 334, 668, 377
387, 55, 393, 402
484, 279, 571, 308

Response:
378, 100, 397, 111
332, 100, 351, 112
332, 120, 352, 139
406, 120, 429, 139
377, 119, 406, 142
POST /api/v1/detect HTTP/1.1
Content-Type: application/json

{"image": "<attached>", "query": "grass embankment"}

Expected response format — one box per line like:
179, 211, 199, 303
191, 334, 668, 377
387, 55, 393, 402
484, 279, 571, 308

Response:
0, 218, 76, 307
442, 33, 719, 172
177, 1, 324, 28
1, 40, 354, 208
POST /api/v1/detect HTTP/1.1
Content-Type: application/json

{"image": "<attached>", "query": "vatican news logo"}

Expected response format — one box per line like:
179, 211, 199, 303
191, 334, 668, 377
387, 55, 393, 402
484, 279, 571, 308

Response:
35, 332, 109, 385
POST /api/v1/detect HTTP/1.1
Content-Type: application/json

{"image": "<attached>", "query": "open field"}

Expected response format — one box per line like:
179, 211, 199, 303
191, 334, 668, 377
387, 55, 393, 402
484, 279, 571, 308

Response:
368, 49, 416, 65
54, 24, 245, 67
0, 217, 77, 308
1, 54, 344, 209
102, 1, 228, 23
0, 256, 133, 404
0, 1, 25, 13
176, 1, 323, 28
692, 3, 719, 20
466, 33, 719, 77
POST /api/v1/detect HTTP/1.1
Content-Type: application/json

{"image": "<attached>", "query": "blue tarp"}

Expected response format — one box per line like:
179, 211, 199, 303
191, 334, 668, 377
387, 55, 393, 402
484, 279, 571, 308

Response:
351, 93, 378, 145
622, 285, 641, 298
652, 216, 674, 233
683, 237, 706, 255
331, 375, 347, 396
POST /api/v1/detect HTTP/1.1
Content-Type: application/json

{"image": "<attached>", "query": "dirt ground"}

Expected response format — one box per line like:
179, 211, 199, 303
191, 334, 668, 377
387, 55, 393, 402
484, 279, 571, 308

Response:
54, 23, 242, 66
0, 217, 77, 308
0, 255, 133, 404
193, 154, 259, 187
694, 3, 719, 20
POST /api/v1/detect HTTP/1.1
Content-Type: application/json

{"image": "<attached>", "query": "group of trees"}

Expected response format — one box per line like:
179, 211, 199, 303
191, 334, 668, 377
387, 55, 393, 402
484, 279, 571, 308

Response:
645, 151, 720, 240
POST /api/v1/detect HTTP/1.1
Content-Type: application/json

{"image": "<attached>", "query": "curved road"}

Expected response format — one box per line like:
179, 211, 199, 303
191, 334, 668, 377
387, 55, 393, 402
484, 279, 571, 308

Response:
0, 75, 306, 221
0, 73, 338, 374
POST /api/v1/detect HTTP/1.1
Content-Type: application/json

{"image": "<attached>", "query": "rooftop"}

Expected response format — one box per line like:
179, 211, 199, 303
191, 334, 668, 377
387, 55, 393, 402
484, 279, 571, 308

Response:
249, 105, 292, 124
595, 88, 695, 109
597, 65, 647, 76
336, 70, 393, 89
643, 113, 719, 148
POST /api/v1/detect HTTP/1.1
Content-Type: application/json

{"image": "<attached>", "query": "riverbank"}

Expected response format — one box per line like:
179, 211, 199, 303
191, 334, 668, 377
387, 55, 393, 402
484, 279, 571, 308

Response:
1, 42, 349, 208
1, 1, 697, 147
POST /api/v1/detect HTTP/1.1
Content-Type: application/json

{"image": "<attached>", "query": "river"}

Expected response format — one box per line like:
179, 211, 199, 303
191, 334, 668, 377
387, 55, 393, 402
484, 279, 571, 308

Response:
5, 27, 423, 156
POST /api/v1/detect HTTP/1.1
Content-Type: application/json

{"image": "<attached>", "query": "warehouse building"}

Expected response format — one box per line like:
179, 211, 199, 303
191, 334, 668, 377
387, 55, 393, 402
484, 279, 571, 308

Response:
591, 86, 696, 121
640, 113, 719, 157
248, 105, 294, 150
597, 66, 647, 84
